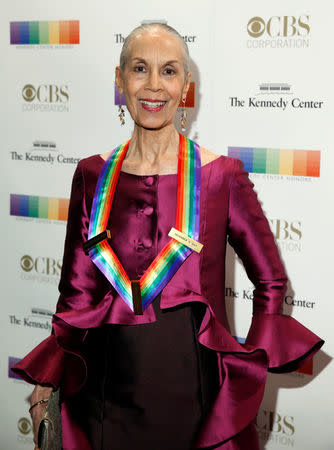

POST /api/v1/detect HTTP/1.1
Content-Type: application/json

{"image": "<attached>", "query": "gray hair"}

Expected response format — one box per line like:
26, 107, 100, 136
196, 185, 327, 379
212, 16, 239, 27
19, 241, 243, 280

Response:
119, 23, 190, 77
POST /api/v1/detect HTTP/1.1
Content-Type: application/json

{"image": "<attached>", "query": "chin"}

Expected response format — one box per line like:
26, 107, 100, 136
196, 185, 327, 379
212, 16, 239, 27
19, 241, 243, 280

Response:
135, 118, 170, 131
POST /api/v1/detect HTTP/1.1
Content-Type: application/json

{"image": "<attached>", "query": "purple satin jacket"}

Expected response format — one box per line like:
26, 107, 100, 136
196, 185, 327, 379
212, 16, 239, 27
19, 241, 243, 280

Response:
13, 152, 324, 449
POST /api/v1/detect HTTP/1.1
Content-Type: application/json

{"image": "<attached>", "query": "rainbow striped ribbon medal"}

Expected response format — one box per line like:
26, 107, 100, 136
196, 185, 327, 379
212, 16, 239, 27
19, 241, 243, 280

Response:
84, 133, 202, 314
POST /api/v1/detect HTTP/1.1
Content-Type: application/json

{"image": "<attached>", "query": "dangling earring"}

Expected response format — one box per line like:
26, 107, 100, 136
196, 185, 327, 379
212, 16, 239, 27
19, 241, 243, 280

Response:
118, 103, 125, 126
180, 98, 187, 132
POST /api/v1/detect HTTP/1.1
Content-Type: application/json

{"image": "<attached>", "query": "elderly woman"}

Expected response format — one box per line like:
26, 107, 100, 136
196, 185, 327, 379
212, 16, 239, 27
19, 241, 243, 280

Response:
13, 23, 323, 450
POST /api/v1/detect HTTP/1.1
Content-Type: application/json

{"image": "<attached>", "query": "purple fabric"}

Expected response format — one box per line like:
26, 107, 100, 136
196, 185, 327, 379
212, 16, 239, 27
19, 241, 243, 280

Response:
12, 154, 324, 449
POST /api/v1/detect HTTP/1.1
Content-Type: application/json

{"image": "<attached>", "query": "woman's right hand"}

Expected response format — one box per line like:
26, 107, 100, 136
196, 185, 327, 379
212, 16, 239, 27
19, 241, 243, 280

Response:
29, 384, 53, 449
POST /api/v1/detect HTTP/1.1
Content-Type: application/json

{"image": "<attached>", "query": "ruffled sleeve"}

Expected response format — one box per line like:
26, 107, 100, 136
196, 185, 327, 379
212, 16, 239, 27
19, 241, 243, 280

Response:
12, 332, 66, 389
12, 160, 110, 394
227, 159, 324, 371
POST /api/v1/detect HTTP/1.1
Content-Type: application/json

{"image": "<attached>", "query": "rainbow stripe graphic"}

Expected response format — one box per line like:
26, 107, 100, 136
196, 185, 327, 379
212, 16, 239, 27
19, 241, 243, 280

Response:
10, 20, 79, 45
228, 147, 320, 177
10, 194, 69, 221
88, 134, 201, 312
8, 357, 21, 380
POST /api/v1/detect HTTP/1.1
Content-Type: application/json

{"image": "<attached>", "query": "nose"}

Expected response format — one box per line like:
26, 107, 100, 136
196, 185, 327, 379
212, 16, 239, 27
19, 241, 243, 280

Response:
145, 69, 162, 92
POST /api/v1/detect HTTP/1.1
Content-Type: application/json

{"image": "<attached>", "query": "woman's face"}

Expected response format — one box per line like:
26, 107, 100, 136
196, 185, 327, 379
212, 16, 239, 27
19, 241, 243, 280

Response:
116, 30, 190, 130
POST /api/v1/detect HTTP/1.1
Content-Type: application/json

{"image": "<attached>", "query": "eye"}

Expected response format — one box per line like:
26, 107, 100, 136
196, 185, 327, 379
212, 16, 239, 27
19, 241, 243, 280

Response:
163, 67, 176, 75
134, 65, 146, 73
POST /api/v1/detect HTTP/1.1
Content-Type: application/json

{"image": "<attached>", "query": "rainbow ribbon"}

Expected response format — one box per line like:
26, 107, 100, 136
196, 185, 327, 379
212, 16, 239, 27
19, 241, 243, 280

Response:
87, 133, 201, 312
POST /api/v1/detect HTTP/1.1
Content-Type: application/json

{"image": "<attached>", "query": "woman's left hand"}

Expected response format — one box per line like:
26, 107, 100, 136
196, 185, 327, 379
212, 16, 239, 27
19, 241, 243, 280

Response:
29, 385, 53, 448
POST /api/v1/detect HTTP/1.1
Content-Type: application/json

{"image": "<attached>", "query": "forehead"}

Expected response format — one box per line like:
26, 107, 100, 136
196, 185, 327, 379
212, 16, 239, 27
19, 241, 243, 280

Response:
127, 30, 185, 63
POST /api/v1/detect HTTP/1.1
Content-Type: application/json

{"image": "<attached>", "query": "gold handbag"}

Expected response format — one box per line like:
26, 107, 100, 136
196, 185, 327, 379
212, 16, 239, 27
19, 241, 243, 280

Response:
37, 389, 62, 450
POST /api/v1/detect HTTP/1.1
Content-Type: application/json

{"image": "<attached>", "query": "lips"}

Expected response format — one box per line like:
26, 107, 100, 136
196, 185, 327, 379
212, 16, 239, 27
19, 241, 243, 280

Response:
139, 99, 167, 112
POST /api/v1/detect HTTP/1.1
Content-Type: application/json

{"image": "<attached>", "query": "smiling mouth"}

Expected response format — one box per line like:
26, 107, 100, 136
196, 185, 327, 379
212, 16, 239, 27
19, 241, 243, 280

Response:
140, 100, 166, 106
139, 99, 167, 112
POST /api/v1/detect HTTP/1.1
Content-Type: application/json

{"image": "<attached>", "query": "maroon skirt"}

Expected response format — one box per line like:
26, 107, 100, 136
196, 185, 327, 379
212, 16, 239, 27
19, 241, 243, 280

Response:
65, 295, 220, 450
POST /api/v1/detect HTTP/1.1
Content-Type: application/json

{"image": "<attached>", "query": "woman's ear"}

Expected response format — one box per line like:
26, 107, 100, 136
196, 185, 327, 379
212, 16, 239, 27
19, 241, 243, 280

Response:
115, 66, 123, 94
182, 72, 191, 101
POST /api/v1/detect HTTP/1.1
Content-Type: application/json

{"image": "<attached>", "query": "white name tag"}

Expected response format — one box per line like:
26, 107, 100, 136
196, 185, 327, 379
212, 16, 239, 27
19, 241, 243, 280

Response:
168, 227, 203, 253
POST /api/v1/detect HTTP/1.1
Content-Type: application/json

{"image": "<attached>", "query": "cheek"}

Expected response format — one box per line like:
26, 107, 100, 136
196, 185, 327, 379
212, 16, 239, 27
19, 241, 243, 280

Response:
125, 85, 138, 101
123, 77, 142, 101
167, 82, 184, 103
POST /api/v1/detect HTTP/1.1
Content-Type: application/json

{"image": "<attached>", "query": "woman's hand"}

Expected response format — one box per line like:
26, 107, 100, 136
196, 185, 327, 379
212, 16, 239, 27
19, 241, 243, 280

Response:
29, 385, 53, 449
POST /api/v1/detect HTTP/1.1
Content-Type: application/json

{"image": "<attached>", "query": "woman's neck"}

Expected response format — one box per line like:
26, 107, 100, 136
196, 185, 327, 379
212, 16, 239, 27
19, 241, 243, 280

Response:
125, 125, 179, 171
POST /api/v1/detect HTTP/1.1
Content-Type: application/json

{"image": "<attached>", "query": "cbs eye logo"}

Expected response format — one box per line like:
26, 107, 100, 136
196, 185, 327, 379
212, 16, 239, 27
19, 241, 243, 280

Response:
20, 255, 62, 275
20, 255, 34, 272
17, 417, 32, 435
21, 84, 69, 103
247, 17, 266, 38
247, 15, 310, 38
22, 84, 36, 102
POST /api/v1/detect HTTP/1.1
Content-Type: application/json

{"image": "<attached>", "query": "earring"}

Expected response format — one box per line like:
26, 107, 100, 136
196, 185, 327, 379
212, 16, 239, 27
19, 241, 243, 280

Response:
180, 98, 187, 132
118, 103, 125, 126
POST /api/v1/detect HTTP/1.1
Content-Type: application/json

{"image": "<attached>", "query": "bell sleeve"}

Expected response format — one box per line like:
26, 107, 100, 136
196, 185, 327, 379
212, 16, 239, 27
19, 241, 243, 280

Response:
227, 159, 324, 372
12, 160, 109, 393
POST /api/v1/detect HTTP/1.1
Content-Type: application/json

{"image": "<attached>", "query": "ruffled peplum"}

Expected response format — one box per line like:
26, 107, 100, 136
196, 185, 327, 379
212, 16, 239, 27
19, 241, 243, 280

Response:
12, 288, 324, 448
195, 305, 323, 447
157, 288, 324, 448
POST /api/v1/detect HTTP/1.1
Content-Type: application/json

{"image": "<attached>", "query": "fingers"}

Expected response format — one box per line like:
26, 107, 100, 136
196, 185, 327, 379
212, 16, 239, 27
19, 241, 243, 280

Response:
29, 386, 52, 449
30, 403, 47, 448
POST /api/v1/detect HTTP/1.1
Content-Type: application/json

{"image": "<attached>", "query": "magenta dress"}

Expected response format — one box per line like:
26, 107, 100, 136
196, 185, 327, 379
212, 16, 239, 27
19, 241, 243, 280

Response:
62, 163, 220, 449
13, 153, 324, 450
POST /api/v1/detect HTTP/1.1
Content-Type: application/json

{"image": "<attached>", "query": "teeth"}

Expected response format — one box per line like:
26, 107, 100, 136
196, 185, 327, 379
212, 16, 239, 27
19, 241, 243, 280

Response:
140, 100, 166, 107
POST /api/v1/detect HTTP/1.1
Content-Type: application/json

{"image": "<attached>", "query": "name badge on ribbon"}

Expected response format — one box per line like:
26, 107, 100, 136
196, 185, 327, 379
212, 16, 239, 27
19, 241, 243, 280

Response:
168, 227, 203, 253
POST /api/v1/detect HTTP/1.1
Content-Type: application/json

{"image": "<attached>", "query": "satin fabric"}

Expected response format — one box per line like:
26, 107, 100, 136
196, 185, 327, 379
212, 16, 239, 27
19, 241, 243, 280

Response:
13, 153, 324, 449
64, 297, 220, 450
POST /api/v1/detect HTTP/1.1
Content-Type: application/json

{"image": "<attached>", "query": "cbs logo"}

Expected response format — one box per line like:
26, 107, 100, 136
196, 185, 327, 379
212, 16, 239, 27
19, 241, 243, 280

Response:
17, 417, 32, 435
20, 255, 62, 276
247, 15, 310, 38
20, 255, 34, 272
269, 219, 302, 241
256, 410, 295, 436
22, 84, 69, 103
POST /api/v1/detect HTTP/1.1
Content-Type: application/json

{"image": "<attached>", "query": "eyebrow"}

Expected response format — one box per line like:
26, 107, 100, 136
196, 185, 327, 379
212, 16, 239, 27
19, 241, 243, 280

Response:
131, 58, 181, 66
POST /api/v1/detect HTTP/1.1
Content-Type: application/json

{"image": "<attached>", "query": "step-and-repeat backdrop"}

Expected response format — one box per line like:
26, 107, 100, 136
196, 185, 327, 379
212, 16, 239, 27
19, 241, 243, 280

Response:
1, 1, 332, 448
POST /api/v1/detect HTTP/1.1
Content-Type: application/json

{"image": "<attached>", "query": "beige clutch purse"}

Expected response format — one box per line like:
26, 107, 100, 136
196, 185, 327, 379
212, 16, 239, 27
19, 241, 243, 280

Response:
37, 389, 62, 450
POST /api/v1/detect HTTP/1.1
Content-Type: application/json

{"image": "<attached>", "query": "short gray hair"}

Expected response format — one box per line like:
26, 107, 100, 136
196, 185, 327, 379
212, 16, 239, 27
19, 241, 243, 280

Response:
119, 23, 190, 77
